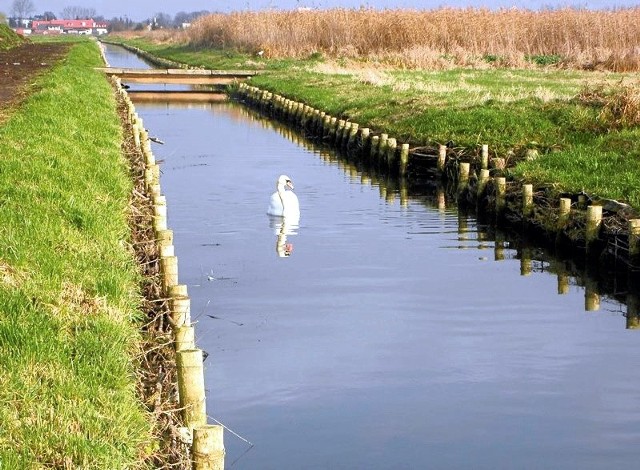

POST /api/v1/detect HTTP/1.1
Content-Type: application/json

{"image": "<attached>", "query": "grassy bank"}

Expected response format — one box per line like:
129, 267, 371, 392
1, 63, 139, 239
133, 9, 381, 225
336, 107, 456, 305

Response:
0, 40, 154, 466
108, 32, 640, 209
0, 24, 25, 50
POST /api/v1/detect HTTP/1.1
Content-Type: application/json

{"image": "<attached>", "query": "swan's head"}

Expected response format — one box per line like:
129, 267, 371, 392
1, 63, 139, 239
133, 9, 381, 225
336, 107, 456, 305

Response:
277, 174, 294, 191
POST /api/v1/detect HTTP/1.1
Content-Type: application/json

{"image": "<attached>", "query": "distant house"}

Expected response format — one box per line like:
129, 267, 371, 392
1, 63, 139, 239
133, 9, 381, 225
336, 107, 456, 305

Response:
30, 19, 109, 36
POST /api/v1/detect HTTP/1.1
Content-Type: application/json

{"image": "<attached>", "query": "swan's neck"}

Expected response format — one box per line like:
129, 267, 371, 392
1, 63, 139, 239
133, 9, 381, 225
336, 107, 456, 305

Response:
277, 185, 287, 208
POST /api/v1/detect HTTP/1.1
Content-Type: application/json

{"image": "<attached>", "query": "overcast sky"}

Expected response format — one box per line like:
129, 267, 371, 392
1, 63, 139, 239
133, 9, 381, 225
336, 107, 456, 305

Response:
1, 0, 637, 21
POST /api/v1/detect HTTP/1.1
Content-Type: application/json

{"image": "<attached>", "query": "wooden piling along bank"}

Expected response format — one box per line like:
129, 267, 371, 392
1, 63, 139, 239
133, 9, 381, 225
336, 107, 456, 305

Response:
112, 76, 225, 469
233, 82, 640, 276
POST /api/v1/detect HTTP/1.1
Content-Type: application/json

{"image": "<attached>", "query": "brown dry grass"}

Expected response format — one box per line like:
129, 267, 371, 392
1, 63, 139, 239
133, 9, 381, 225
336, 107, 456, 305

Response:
184, 7, 640, 71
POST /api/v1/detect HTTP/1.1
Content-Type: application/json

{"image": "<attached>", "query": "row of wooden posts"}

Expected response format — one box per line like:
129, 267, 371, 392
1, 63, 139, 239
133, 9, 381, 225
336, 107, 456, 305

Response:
234, 82, 640, 269
114, 77, 224, 470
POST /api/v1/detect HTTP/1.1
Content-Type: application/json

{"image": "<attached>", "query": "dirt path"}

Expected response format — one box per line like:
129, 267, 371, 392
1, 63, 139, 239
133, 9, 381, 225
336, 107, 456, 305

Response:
0, 42, 70, 117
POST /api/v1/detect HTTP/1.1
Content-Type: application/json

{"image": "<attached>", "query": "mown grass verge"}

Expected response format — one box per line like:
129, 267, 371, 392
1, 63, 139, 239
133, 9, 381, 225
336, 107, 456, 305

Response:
106, 35, 640, 209
0, 40, 154, 467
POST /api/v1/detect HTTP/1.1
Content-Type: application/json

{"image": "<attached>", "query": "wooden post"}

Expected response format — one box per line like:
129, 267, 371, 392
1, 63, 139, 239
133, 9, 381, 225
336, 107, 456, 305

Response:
557, 273, 569, 294
386, 137, 397, 170
161, 255, 178, 294
481, 144, 489, 169
399, 143, 409, 177
360, 128, 371, 158
457, 162, 470, 196
629, 219, 640, 267
494, 232, 505, 261
175, 325, 195, 352
169, 284, 188, 298
585, 205, 602, 251
626, 293, 640, 329
316, 111, 325, 134
520, 248, 532, 276
495, 177, 506, 215
522, 184, 533, 218
160, 244, 174, 258
328, 117, 338, 140
558, 198, 571, 228
157, 229, 173, 249
170, 295, 191, 327
378, 134, 388, 165
322, 115, 332, 138
437, 144, 446, 174
336, 120, 346, 145
477, 169, 490, 197
347, 123, 359, 150
192, 425, 225, 470
585, 279, 600, 311
369, 135, 380, 160
176, 349, 207, 428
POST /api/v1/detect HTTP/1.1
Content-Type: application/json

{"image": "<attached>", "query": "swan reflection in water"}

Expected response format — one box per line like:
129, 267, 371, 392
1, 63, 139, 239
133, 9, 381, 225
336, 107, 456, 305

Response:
267, 174, 300, 257
269, 215, 299, 257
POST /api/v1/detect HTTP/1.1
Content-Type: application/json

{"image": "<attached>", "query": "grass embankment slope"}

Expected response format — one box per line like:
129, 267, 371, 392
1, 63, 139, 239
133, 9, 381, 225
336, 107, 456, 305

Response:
0, 40, 154, 466
0, 24, 25, 50
110, 7, 640, 208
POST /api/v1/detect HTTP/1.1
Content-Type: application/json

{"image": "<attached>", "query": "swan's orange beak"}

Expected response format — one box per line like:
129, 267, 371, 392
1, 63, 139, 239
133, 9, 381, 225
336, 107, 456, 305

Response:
286, 180, 294, 190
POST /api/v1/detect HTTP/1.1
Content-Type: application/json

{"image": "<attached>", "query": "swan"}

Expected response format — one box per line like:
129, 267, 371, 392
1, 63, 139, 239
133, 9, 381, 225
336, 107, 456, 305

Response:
267, 174, 300, 219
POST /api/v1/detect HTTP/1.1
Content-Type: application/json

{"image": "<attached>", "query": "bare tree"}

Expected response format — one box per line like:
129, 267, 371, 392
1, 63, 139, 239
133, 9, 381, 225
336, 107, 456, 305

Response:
61, 6, 97, 19
11, 0, 35, 19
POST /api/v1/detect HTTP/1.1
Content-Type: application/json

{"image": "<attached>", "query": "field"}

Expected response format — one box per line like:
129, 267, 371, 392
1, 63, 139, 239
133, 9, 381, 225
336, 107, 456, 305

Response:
110, 7, 640, 208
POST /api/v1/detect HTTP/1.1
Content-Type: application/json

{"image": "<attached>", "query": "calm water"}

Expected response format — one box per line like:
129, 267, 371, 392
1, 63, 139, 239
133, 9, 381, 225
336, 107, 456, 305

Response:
104, 46, 640, 469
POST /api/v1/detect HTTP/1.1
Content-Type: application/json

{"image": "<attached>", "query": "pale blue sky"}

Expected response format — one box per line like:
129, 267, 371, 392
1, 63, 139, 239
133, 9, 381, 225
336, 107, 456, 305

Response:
1, 0, 637, 21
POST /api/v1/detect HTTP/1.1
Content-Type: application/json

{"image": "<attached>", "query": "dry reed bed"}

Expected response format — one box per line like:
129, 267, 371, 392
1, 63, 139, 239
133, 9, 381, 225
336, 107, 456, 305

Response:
186, 8, 640, 71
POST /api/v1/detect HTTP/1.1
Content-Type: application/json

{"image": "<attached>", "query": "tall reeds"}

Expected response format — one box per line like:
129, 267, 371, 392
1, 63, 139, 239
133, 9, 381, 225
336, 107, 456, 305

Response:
184, 7, 640, 71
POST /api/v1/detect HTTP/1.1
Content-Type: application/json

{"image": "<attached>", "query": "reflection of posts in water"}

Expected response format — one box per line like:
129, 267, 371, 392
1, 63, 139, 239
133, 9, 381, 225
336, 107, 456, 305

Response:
378, 177, 387, 200
626, 293, 640, 329
494, 232, 506, 261
557, 273, 570, 295
384, 177, 397, 205
520, 247, 532, 276
458, 211, 469, 242
477, 229, 489, 250
437, 188, 446, 213
584, 278, 600, 311
399, 177, 409, 208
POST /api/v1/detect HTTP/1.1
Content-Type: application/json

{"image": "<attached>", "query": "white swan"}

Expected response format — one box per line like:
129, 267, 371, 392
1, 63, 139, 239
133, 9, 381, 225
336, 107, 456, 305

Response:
267, 174, 300, 219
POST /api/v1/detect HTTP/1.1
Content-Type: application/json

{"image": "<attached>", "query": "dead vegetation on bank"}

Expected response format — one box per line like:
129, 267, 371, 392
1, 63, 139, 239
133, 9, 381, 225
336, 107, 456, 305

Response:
115, 89, 190, 469
179, 7, 640, 71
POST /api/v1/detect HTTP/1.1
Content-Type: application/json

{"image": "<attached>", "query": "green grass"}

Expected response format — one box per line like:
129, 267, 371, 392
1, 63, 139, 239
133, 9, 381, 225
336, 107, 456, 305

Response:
0, 39, 153, 467
108, 36, 640, 208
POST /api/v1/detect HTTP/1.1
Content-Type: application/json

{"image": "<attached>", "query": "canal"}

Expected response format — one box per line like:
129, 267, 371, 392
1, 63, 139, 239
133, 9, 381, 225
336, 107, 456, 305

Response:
104, 44, 640, 470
